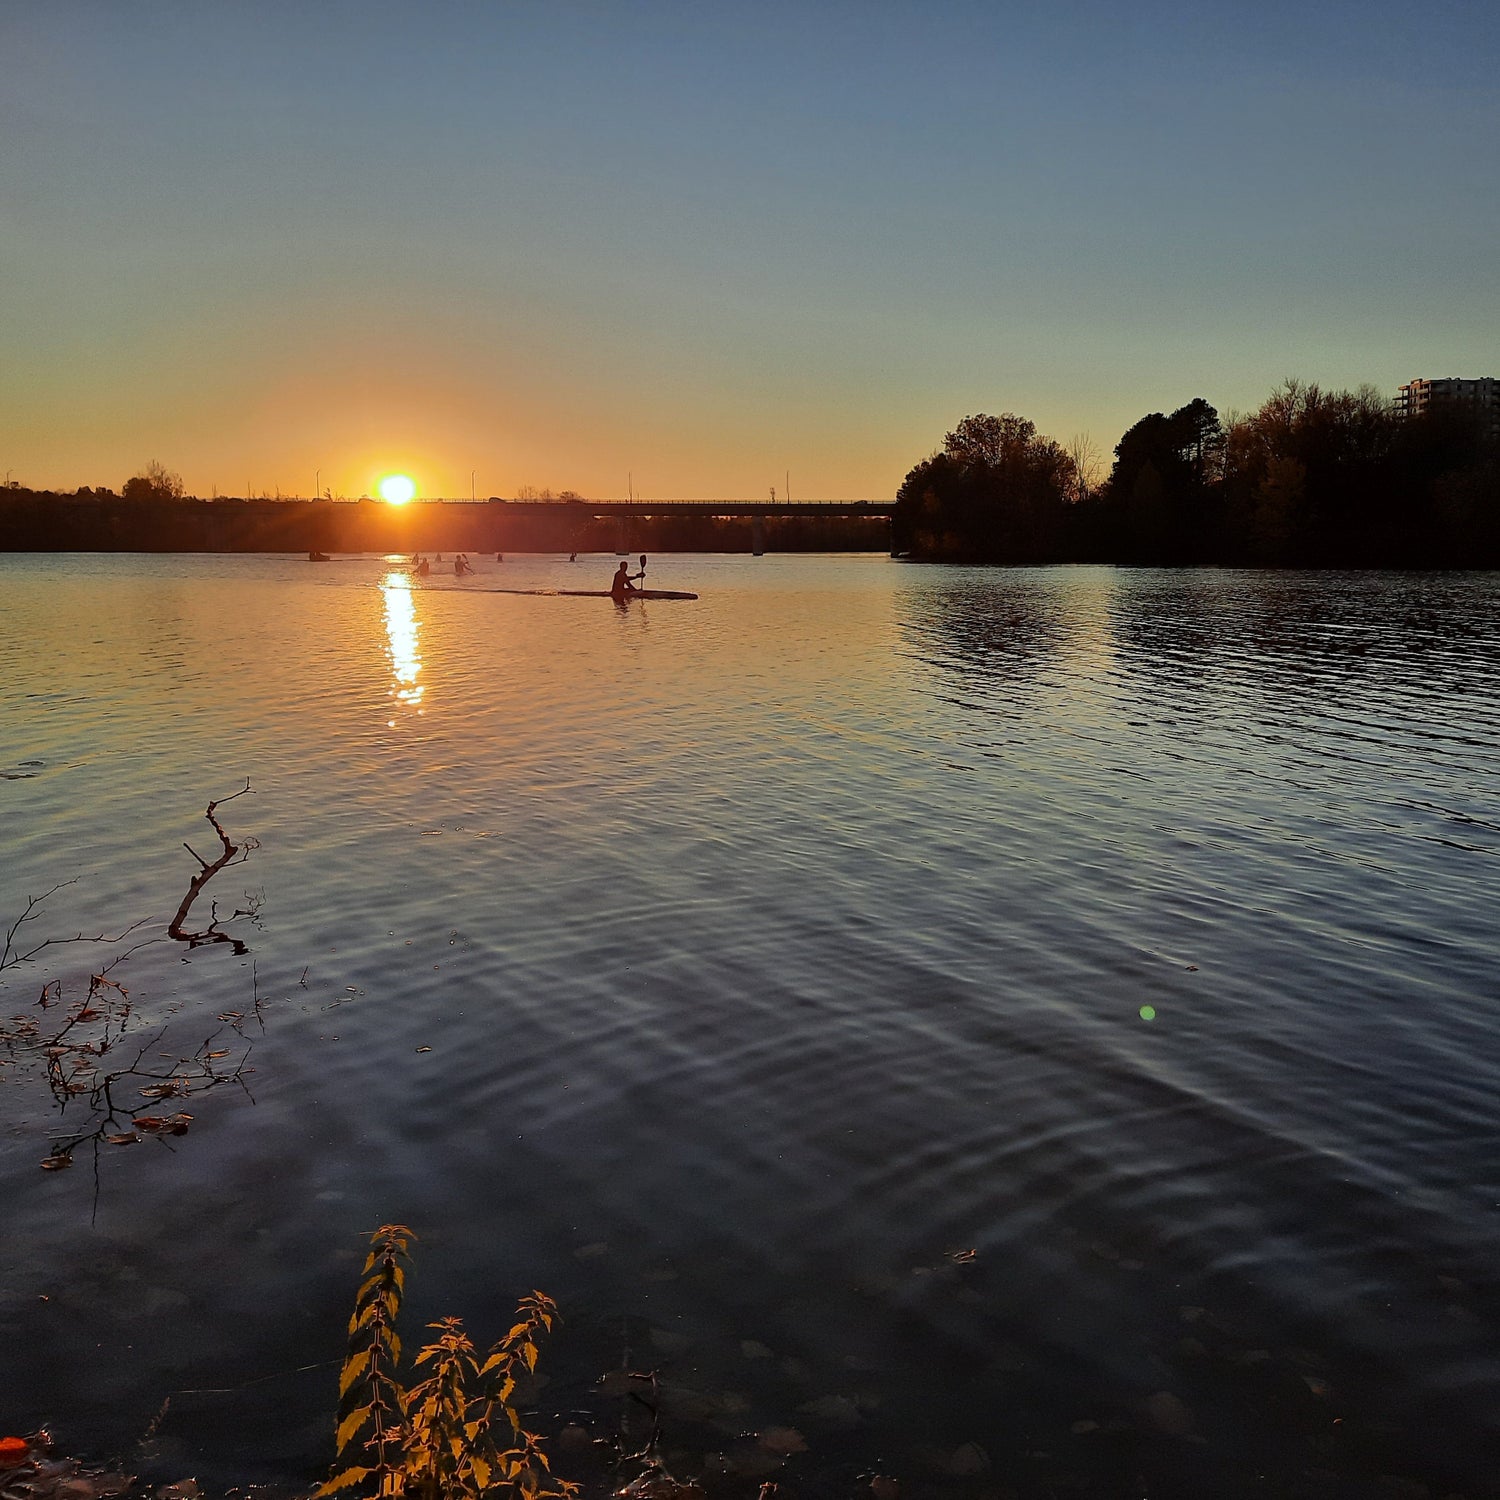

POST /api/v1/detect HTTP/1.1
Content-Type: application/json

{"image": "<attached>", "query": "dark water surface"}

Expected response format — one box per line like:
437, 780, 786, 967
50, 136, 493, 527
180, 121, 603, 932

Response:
2, 554, 1498, 1498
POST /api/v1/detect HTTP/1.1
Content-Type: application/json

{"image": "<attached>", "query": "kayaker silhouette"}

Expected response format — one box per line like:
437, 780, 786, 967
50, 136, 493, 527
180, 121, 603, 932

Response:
610, 560, 640, 598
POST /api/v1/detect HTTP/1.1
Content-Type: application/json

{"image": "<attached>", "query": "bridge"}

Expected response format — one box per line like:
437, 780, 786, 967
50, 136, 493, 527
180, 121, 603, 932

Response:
490, 499, 895, 516
0, 489, 894, 553
487, 498, 896, 552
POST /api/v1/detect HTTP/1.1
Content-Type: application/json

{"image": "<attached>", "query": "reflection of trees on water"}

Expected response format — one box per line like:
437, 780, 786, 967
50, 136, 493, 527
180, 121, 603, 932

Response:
898, 568, 1500, 790
898, 573, 1071, 690
1105, 573, 1238, 691
901, 569, 1500, 703
1107, 571, 1500, 697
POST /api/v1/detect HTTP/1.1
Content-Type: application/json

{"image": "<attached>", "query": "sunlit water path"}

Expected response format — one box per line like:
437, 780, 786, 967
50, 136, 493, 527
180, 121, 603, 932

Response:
1, 554, 1497, 1498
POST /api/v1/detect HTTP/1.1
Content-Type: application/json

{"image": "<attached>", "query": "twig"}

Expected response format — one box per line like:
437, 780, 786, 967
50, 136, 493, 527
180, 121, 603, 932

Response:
167, 780, 258, 953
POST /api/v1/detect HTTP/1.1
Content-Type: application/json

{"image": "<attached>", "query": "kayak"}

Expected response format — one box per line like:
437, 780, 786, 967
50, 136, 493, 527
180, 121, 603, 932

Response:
482, 588, 699, 601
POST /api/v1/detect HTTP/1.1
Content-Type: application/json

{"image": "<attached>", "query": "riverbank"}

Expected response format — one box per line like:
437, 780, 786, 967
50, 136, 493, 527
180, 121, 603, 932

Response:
0, 492, 889, 555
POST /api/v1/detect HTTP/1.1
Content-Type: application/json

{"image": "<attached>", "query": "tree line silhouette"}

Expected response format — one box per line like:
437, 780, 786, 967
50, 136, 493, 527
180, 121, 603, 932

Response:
0, 485, 887, 554
894, 380, 1500, 567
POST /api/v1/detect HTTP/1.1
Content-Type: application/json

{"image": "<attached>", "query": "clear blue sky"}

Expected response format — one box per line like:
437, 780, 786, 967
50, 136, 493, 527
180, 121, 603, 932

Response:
3, 0, 1496, 498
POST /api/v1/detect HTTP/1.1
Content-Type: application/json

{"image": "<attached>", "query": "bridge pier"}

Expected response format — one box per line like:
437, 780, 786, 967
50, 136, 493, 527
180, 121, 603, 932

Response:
751, 516, 765, 556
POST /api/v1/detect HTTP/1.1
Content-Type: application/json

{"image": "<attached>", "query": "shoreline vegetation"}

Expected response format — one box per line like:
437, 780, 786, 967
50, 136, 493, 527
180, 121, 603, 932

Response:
317, 1226, 578, 1500
894, 380, 1499, 568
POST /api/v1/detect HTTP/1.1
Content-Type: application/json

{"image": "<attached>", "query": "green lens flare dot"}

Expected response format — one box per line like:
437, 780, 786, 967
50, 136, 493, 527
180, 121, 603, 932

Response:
1139, 1005, 1157, 1022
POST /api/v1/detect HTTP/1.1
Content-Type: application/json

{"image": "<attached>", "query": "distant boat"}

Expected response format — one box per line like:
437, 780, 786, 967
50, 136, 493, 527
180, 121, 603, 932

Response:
308, 550, 330, 562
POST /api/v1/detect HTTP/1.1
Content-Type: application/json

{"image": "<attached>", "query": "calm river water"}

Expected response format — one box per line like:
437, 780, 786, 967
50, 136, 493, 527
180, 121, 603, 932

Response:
1, 553, 1498, 1499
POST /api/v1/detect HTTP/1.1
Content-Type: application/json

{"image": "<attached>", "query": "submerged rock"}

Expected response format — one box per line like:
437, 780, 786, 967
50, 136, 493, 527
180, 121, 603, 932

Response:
1145, 1390, 1193, 1436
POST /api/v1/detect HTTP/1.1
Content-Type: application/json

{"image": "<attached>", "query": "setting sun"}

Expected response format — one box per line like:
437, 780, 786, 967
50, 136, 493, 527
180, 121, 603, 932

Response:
378, 474, 416, 505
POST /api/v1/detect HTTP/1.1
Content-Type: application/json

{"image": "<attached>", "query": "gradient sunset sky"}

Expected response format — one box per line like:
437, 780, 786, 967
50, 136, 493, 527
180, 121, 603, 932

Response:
4, 0, 1497, 500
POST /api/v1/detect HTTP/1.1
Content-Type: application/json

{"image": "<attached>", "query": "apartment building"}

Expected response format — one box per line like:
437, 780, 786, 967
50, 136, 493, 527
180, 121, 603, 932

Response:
1395, 376, 1500, 435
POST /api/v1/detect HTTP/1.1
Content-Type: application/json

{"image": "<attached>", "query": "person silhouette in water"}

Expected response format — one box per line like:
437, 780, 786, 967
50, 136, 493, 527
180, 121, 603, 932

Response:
610, 560, 642, 598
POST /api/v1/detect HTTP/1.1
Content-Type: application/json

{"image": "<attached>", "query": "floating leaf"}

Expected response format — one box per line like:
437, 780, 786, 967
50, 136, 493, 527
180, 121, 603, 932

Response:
106, 1132, 139, 1146
40, 1154, 72, 1171
139, 1081, 187, 1099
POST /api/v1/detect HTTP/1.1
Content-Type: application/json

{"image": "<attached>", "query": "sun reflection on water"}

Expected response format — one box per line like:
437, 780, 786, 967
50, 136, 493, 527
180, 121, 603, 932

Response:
381, 572, 424, 718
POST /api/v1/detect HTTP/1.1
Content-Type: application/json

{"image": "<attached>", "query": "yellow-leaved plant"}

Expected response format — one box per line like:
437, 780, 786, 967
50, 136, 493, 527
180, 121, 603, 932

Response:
318, 1225, 578, 1500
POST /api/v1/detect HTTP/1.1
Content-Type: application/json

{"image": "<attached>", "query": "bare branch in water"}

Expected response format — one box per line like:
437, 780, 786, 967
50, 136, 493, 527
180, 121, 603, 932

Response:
2, 879, 152, 972
1, 781, 272, 1211
167, 779, 259, 954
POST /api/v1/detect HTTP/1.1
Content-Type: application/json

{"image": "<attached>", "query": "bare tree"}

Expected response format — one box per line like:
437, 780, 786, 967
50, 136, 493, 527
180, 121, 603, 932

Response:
122, 460, 186, 501
1066, 432, 1102, 503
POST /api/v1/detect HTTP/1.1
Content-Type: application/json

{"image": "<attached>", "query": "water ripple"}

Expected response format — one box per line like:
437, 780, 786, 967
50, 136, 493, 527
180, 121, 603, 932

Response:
1, 556, 1498, 1490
